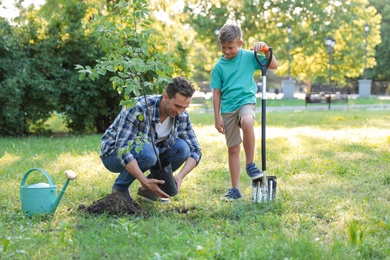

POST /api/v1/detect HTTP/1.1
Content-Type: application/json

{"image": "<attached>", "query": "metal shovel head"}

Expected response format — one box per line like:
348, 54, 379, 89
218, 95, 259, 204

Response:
149, 162, 178, 197
267, 176, 277, 200
252, 176, 277, 203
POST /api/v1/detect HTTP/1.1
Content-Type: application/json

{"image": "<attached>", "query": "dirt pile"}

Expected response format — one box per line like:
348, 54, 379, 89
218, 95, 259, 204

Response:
79, 194, 148, 217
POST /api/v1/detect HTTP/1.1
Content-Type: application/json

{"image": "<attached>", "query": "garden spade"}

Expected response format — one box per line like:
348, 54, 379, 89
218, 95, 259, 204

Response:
252, 47, 277, 203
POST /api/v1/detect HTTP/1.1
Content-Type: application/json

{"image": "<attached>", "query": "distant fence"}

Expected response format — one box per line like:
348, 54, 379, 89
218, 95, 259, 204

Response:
309, 81, 389, 95
371, 81, 390, 95
197, 81, 389, 96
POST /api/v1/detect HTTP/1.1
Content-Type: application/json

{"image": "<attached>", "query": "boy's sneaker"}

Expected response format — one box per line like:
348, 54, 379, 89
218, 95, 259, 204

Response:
246, 163, 264, 180
222, 188, 242, 201
137, 187, 170, 203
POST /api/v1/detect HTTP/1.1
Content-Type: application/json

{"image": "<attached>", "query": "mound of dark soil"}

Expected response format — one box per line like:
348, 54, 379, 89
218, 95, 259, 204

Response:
79, 194, 148, 217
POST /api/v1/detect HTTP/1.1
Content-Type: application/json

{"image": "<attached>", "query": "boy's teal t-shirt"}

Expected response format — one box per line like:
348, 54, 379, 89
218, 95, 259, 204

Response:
210, 49, 266, 114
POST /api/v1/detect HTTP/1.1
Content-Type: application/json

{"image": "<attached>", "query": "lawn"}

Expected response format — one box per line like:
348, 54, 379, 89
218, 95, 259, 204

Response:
1, 109, 389, 259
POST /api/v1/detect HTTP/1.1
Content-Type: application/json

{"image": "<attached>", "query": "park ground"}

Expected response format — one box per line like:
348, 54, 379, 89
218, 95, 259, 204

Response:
0, 103, 389, 259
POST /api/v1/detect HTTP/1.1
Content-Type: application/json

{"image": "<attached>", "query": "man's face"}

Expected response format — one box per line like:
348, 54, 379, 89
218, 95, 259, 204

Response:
162, 93, 191, 118
221, 39, 242, 59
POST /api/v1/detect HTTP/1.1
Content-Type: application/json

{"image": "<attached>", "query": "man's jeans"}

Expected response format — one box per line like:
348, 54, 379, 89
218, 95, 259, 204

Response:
101, 138, 190, 191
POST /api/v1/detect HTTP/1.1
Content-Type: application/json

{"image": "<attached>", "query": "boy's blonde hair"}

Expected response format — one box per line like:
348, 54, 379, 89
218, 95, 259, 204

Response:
218, 24, 242, 43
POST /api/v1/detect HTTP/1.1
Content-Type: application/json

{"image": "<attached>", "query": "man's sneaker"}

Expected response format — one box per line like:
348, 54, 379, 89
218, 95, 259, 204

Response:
112, 186, 141, 208
222, 188, 242, 201
137, 187, 170, 203
246, 163, 264, 180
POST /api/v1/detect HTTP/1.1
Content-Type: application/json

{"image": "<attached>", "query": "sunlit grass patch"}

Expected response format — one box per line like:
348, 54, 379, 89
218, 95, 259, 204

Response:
0, 152, 21, 167
1, 110, 390, 259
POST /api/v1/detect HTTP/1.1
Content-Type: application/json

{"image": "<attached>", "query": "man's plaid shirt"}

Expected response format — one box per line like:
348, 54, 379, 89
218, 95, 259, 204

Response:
100, 95, 202, 167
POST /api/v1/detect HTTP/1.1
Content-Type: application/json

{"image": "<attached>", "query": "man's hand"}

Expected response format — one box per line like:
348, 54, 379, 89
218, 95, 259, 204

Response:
174, 175, 183, 192
126, 159, 170, 198
174, 157, 197, 193
141, 178, 170, 198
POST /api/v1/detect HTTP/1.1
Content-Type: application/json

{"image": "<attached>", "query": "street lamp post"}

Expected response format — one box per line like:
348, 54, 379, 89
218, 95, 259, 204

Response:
287, 26, 292, 79
358, 23, 372, 98
325, 35, 336, 93
282, 26, 295, 99
215, 27, 220, 57
364, 23, 370, 79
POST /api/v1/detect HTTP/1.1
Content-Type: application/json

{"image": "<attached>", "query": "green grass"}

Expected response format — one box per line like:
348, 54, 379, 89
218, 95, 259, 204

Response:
1, 110, 390, 259
188, 96, 390, 116
265, 96, 390, 107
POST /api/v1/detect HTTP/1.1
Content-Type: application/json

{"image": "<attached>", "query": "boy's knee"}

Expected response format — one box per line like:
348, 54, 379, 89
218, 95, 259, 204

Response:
240, 114, 254, 126
228, 144, 240, 154
240, 115, 254, 131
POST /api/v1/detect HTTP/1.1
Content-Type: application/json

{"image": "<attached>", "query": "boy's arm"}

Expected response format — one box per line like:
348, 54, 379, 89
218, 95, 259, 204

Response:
253, 42, 278, 69
265, 51, 278, 69
212, 89, 225, 134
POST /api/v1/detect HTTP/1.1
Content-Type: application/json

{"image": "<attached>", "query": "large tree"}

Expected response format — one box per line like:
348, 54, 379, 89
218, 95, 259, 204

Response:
0, 11, 59, 135
368, 0, 390, 81
183, 0, 382, 92
0, 0, 194, 135
40, 0, 123, 133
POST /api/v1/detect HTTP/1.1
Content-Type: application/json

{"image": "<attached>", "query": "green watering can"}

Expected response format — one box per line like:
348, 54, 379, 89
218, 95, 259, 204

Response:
20, 168, 78, 215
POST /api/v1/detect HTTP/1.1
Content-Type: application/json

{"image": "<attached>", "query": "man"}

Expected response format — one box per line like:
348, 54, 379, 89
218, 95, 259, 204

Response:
100, 77, 202, 203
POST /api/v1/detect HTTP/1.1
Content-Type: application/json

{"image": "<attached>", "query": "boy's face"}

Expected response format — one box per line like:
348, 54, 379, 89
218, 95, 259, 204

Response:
220, 39, 242, 60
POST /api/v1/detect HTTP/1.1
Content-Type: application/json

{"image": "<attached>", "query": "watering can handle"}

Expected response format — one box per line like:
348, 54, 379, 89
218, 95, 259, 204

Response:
20, 168, 55, 187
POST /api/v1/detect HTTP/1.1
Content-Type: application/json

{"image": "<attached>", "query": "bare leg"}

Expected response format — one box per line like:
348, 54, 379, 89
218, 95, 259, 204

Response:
241, 114, 255, 166
228, 144, 241, 190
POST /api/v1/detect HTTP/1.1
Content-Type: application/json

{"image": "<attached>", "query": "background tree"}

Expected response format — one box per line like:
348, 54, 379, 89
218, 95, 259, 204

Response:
76, 0, 176, 110
0, 0, 388, 136
183, 0, 382, 92
0, 10, 58, 135
40, 0, 122, 133
368, 0, 390, 81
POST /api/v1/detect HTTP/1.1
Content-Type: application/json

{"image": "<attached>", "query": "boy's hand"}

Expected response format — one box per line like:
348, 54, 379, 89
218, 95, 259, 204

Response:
252, 41, 278, 69
215, 117, 225, 134
252, 42, 269, 53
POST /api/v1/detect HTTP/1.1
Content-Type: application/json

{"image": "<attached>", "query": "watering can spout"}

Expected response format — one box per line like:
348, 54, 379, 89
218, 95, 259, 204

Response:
51, 170, 78, 213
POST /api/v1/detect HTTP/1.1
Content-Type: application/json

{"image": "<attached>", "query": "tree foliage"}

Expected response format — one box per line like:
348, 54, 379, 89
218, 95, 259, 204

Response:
76, 0, 180, 109
0, 0, 388, 136
42, 0, 122, 133
368, 0, 390, 80
183, 0, 382, 91
0, 13, 58, 135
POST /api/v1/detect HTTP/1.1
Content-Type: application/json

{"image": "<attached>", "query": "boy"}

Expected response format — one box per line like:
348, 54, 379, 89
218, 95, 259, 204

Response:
210, 24, 278, 200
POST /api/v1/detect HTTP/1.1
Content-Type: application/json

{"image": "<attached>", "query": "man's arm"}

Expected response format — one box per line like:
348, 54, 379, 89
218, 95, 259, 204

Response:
174, 157, 197, 191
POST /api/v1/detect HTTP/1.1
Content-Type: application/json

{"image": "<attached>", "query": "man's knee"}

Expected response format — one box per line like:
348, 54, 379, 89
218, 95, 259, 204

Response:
175, 139, 190, 160
136, 143, 158, 170
178, 139, 190, 155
